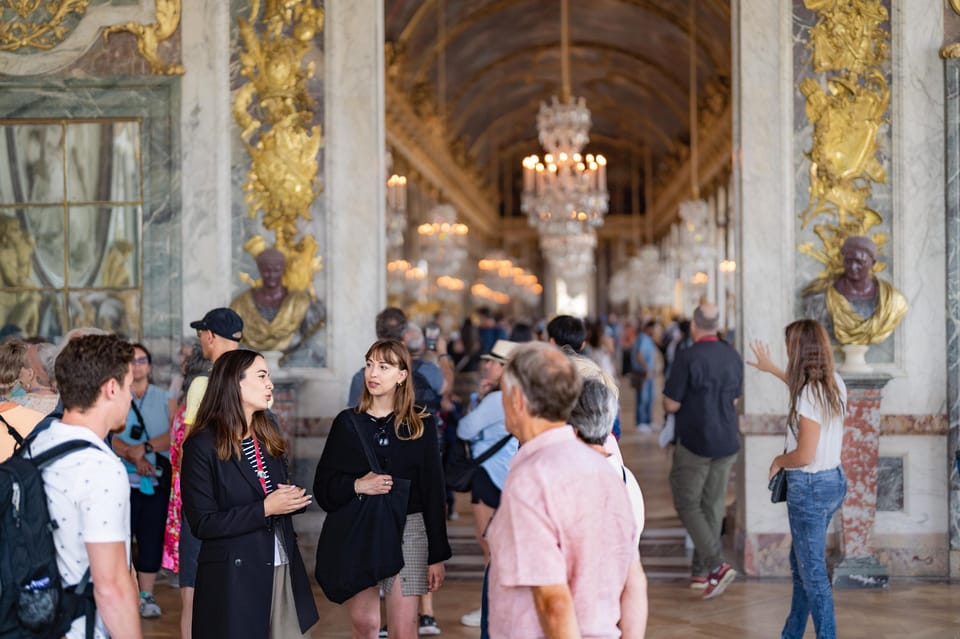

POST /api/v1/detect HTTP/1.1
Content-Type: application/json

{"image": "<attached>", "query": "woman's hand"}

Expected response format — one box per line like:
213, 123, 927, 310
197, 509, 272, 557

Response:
747, 340, 788, 383
353, 472, 395, 496
746, 340, 775, 373
264, 484, 313, 516
768, 455, 783, 481
427, 562, 445, 592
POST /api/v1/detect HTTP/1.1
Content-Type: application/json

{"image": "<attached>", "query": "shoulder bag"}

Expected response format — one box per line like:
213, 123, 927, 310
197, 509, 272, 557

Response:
768, 447, 788, 503
445, 433, 513, 493
315, 414, 411, 604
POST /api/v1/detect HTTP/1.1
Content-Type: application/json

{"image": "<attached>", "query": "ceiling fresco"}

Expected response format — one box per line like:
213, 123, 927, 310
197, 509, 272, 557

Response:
385, 0, 731, 225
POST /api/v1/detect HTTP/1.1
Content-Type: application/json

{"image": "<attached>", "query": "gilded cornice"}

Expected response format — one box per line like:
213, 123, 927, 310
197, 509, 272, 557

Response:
385, 78, 499, 237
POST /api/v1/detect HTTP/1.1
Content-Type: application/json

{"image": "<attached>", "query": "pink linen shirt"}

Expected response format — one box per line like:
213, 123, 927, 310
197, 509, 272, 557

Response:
487, 425, 638, 639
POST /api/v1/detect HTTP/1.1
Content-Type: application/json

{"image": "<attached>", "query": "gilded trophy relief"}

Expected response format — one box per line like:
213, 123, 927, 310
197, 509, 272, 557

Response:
796, 0, 906, 366
230, 0, 326, 363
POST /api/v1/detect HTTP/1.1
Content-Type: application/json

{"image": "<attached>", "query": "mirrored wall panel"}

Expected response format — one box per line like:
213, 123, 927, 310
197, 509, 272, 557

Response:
0, 119, 144, 340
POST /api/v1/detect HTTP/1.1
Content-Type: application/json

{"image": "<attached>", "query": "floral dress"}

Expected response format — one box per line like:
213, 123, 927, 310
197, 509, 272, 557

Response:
161, 404, 187, 572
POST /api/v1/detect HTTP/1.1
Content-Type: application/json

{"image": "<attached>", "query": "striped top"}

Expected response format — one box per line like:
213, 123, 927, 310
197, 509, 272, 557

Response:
240, 437, 287, 565
241, 437, 275, 494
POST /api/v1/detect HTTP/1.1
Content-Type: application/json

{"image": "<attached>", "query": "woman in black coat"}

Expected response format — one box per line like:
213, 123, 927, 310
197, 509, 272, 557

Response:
314, 339, 451, 639
182, 350, 318, 638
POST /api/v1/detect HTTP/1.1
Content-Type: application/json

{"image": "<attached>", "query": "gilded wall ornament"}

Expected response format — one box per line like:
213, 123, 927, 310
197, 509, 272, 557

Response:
799, 0, 890, 289
231, 0, 326, 354
0, 0, 89, 52
102, 0, 183, 75
799, 0, 906, 346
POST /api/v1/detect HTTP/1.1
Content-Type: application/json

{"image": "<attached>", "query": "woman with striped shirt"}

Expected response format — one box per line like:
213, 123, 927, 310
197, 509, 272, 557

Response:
182, 350, 318, 638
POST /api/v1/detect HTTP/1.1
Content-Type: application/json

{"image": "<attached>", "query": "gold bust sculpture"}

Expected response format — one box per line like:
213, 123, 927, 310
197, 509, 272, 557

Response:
803, 236, 907, 345
230, 248, 324, 352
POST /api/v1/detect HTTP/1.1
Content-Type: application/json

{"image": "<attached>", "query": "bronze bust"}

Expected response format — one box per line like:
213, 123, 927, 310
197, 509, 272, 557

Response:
230, 248, 325, 353
803, 236, 907, 345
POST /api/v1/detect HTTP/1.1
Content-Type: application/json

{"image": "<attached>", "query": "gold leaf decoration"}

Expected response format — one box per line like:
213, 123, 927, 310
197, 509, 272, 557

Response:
799, 0, 890, 291
233, 0, 325, 297
0, 0, 89, 52
102, 0, 184, 75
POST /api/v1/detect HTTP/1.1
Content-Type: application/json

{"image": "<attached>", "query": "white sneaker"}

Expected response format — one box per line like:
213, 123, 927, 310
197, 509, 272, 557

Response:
460, 608, 482, 627
139, 592, 161, 618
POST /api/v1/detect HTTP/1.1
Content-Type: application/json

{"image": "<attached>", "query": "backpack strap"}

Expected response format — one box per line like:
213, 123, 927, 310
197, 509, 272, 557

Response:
31, 440, 99, 468
0, 412, 24, 449
472, 434, 513, 465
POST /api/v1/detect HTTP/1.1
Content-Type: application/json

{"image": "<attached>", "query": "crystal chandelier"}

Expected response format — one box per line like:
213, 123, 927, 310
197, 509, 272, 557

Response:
540, 231, 596, 296
520, 0, 608, 236
417, 203, 468, 279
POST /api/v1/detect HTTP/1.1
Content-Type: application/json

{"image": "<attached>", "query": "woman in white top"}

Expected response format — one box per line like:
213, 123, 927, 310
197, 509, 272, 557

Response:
748, 319, 847, 639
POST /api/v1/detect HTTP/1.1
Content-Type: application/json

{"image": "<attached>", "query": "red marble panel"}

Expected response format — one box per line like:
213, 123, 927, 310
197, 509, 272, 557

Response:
840, 387, 882, 559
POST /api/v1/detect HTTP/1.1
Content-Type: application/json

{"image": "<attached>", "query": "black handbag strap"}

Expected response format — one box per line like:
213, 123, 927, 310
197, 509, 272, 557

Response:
0, 412, 23, 448
129, 398, 147, 439
473, 434, 513, 465
349, 412, 385, 475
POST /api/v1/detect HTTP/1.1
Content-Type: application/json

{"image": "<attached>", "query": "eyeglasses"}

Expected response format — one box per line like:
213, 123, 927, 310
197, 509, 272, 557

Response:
133, 357, 150, 365
376, 423, 390, 447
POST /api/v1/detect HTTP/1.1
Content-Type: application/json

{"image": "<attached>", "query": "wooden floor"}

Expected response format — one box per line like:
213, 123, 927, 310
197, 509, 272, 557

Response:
141, 377, 960, 637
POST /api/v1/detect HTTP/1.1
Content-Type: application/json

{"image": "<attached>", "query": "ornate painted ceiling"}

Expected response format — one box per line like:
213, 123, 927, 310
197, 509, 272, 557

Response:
384, 0, 732, 237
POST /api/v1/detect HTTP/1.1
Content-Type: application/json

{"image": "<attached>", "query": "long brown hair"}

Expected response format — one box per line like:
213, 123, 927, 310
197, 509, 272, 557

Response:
785, 320, 845, 437
188, 349, 286, 461
357, 339, 425, 440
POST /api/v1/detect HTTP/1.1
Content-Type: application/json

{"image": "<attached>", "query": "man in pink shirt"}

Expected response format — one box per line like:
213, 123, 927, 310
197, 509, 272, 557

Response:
487, 342, 647, 638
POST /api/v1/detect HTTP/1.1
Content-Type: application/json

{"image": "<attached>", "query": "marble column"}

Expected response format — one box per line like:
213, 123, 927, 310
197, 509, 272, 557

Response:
293, 0, 385, 415
945, 56, 960, 578
833, 373, 891, 588
180, 0, 233, 328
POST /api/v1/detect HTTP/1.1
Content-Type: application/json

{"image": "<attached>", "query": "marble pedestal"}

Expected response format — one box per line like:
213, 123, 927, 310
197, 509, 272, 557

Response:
833, 372, 892, 589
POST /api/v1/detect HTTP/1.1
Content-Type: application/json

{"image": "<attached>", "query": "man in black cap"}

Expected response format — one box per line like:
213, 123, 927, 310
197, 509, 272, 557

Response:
179, 307, 242, 638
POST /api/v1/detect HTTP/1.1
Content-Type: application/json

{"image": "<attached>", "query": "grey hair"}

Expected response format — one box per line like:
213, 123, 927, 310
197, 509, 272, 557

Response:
404, 322, 425, 354
35, 343, 58, 386
501, 342, 581, 423
569, 378, 619, 445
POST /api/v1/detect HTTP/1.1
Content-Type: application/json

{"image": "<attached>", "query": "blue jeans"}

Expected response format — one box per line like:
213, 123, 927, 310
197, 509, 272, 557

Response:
634, 378, 653, 425
782, 466, 846, 639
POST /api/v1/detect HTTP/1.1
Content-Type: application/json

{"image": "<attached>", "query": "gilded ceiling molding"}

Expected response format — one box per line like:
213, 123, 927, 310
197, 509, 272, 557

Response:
102, 0, 184, 75
404, 0, 726, 86
950, 0, 960, 16
385, 79, 499, 237
798, 0, 890, 290
0, 0, 88, 52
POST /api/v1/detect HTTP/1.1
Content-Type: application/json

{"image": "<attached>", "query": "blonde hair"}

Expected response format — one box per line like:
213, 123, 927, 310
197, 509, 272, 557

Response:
357, 339, 425, 440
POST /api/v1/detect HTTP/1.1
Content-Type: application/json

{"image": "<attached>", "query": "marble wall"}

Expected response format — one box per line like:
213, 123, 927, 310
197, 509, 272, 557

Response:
945, 56, 960, 574
737, 1, 949, 577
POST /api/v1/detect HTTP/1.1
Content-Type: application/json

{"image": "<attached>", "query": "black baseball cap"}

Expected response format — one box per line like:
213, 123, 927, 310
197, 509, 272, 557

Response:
190, 307, 243, 342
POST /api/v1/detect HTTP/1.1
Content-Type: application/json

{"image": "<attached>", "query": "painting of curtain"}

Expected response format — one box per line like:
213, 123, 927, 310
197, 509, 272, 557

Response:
0, 119, 143, 340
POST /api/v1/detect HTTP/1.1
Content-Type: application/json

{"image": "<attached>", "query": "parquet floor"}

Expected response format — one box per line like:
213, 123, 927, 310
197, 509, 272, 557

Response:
141, 376, 960, 637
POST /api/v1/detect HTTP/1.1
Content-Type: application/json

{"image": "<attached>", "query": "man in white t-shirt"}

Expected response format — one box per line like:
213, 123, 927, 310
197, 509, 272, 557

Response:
27, 334, 141, 639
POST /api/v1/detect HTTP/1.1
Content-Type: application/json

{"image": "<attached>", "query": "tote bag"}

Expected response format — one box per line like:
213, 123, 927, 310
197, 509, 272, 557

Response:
315, 415, 410, 604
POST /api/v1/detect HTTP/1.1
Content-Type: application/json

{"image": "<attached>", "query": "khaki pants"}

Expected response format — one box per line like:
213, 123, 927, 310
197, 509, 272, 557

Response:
669, 442, 737, 575
270, 563, 306, 638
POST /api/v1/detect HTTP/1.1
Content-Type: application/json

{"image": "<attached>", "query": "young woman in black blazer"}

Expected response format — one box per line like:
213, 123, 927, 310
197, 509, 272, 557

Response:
315, 339, 451, 639
182, 350, 318, 638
